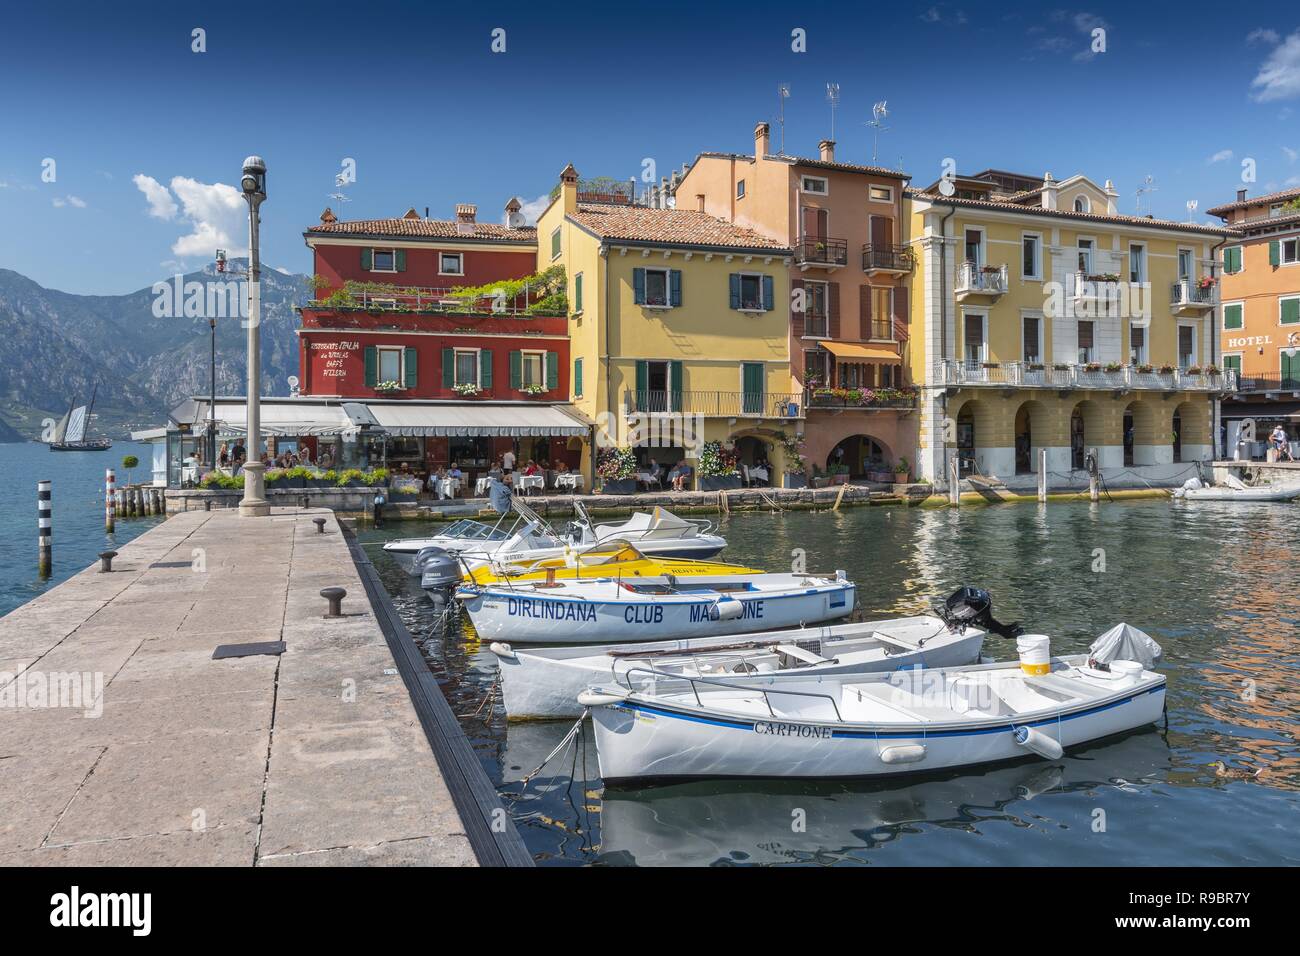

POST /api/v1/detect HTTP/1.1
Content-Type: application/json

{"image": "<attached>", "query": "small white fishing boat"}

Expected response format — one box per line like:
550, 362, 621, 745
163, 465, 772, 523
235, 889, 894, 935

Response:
490, 613, 987, 720
456, 563, 855, 645
579, 626, 1165, 783
1172, 475, 1300, 502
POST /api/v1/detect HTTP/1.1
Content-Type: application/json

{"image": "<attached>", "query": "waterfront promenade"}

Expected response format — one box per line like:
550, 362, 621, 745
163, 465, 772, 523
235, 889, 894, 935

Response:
0, 508, 516, 866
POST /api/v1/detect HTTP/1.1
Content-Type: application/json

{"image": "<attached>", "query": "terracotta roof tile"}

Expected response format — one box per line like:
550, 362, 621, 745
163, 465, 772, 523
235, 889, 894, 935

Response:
568, 203, 790, 252
1206, 186, 1300, 217
306, 217, 536, 242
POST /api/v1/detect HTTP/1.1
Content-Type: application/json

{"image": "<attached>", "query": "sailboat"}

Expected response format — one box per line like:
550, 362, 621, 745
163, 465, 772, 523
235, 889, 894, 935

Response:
49, 384, 112, 452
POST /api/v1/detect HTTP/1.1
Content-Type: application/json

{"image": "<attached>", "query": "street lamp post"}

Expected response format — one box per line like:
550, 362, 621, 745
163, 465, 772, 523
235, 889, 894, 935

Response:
239, 156, 270, 517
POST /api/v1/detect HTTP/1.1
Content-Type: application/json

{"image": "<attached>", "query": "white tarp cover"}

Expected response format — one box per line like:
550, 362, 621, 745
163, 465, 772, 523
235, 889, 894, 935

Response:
1089, 623, 1162, 669
365, 402, 587, 437
189, 401, 354, 437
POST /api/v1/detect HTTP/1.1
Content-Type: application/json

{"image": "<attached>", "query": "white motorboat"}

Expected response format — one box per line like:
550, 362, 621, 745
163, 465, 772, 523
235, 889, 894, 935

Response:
1172, 474, 1300, 502
579, 627, 1166, 783
456, 565, 855, 645
490, 613, 987, 720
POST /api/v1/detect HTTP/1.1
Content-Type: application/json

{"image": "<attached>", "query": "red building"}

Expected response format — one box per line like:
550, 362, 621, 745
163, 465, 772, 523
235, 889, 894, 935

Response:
295, 202, 586, 482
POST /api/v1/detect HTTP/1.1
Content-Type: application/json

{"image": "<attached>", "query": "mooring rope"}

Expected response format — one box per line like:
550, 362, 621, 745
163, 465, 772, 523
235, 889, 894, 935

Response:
516, 709, 590, 790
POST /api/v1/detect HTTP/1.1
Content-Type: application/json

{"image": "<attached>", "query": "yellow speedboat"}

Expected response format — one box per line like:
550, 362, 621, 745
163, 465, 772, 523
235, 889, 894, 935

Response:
464, 541, 763, 586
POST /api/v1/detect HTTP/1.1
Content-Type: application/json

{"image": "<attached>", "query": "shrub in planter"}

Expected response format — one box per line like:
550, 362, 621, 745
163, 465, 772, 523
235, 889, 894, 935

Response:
601, 478, 638, 495
700, 475, 742, 491
697, 441, 740, 481
783, 471, 808, 489
335, 468, 367, 487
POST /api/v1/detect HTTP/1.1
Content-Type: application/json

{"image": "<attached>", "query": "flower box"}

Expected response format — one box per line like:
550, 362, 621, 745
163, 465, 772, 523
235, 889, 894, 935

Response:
600, 478, 638, 496
700, 475, 742, 492
782, 472, 808, 490
867, 469, 894, 483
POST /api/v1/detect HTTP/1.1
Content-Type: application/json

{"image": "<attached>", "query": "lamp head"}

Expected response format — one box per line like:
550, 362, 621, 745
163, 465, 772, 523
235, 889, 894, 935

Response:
241, 156, 267, 196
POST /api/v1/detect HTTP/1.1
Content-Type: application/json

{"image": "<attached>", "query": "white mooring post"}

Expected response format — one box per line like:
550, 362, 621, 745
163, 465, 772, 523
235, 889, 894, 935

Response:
1037, 449, 1048, 502
949, 457, 960, 507
1088, 448, 1100, 503
38, 479, 52, 578
105, 469, 116, 533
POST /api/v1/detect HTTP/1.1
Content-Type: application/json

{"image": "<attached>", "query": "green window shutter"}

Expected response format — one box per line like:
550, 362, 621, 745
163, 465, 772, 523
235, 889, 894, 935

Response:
670, 360, 684, 412
546, 351, 559, 390
364, 346, 378, 387
1270, 240, 1281, 266
361, 247, 373, 270
1225, 247, 1242, 273
395, 249, 407, 272
669, 269, 682, 307
1223, 354, 1241, 372
403, 347, 417, 388
574, 273, 583, 313
574, 358, 583, 397
1282, 297, 1300, 325
742, 362, 764, 414
1223, 303, 1243, 330
633, 268, 646, 304
509, 350, 522, 389
762, 275, 775, 311
635, 359, 648, 405
551, 228, 561, 258
441, 347, 454, 388
728, 273, 741, 309
1284, 350, 1300, 387
480, 349, 493, 389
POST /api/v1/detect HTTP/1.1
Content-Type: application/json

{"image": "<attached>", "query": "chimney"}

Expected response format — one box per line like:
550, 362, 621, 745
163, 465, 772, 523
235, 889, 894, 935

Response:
559, 163, 579, 215
1236, 188, 1247, 202
455, 203, 477, 224
1041, 172, 1058, 211
696, 194, 705, 213
402, 208, 421, 219
1104, 179, 1119, 216
819, 139, 836, 162
319, 207, 336, 224
504, 196, 522, 226
754, 121, 771, 160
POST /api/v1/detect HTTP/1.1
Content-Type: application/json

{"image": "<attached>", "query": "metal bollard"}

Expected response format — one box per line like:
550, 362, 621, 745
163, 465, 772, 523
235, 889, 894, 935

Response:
312, 517, 326, 534
205, 499, 212, 512
98, 550, 118, 573
321, 587, 346, 618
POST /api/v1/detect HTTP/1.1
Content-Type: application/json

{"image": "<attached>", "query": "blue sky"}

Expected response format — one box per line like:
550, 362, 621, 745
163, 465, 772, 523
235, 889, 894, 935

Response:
1, 0, 1298, 294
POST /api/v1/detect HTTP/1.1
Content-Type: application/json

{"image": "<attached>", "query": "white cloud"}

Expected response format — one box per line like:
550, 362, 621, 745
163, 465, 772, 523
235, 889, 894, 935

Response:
1207, 149, 1234, 164
51, 195, 86, 208
515, 193, 552, 226
1247, 27, 1281, 46
133, 174, 178, 220
1251, 30, 1300, 102
1284, 146, 1299, 163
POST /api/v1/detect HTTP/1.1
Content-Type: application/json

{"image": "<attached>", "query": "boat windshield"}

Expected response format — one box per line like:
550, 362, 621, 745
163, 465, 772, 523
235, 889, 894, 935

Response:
441, 519, 508, 541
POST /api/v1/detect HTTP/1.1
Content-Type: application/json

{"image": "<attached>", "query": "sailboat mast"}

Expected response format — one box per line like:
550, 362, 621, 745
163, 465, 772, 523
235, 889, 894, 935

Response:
86, 383, 98, 434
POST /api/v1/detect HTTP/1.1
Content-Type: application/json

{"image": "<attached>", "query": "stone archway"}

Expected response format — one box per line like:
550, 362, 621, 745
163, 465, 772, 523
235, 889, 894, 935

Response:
799, 414, 917, 482
1173, 398, 1212, 463
948, 395, 1011, 477
1068, 397, 1123, 471
1011, 398, 1056, 474
827, 434, 895, 479
1123, 398, 1168, 467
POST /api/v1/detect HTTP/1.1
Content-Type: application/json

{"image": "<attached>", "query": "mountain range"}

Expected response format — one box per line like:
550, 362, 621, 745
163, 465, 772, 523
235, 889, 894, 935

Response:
0, 261, 307, 441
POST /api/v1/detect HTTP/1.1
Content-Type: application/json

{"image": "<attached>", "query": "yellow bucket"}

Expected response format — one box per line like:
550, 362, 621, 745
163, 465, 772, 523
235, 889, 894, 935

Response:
1016, 634, 1051, 676
1019, 661, 1051, 676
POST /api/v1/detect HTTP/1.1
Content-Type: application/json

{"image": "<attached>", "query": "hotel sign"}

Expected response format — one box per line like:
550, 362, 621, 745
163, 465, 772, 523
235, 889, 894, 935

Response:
1225, 334, 1272, 349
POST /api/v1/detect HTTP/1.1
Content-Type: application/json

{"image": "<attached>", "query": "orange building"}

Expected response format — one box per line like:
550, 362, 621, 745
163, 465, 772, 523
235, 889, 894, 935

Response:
1208, 187, 1300, 456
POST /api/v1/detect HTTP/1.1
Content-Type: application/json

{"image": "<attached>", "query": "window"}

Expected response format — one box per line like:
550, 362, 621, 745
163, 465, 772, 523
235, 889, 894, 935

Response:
1222, 353, 1242, 374
520, 351, 544, 388
1077, 321, 1095, 363
964, 229, 983, 267
1279, 238, 1300, 265
1223, 302, 1244, 330
1270, 203, 1284, 218
869, 185, 893, 203
573, 358, 584, 397
1074, 196, 1090, 213
805, 280, 829, 336
736, 179, 746, 199
644, 268, 668, 306
1022, 234, 1041, 279
1077, 238, 1094, 274
439, 252, 463, 275
804, 348, 830, 384
1022, 315, 1040, 364
634, 267, 681, 307
1178, 325, 1196, 368
1129, 243, 1146, 284
963, 313, 986, 366
377, 347, 402, 384
801, 176, 828, 195
1281, 295, 1300, 325
550, 227, 561, 260
574, 272, 583, 313
1177, 248, 1193, 279
372, 248, 396, 272
737, 274, 763, 311
455, 349, 479, 386
1223, 246, 1243, 274
1130, 325, 1147, 365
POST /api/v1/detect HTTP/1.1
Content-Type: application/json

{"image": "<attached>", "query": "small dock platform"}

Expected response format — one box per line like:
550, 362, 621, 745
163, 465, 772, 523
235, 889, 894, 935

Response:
0, 508, 529, 867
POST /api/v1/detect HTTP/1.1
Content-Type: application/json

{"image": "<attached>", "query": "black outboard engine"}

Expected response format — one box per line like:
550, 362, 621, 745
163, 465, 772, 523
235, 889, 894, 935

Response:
941, 586, 1023, 638
417, 548, 462, 607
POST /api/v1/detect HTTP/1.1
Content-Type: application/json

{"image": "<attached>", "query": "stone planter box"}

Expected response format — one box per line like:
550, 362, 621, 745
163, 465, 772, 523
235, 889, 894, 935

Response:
783, 472, 808, 490
700, 475, 743, 491
866, 470, 894, 483
601, 478, 638, 495
829, 474, 850, 486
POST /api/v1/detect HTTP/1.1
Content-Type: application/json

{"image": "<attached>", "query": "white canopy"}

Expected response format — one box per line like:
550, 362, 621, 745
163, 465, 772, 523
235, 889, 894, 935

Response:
364, 402, 588, 437
188, 400, 356, 437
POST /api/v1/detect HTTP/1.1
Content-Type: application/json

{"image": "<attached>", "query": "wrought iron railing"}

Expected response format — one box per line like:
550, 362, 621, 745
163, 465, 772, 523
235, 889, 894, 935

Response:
862, 244, 913, 273
804, 387, 917, 410
936, 360, 1238, 392
795, 237, 849, 267
956, 262, 1008, 295
305, 282, 562, 317
1170, 279, 1218, 308
1234, 372, 1300, 392
624, 390, 805, 418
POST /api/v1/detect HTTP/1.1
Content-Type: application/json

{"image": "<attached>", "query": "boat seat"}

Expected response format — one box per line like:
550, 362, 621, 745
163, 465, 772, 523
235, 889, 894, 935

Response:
775, 644, 830, 667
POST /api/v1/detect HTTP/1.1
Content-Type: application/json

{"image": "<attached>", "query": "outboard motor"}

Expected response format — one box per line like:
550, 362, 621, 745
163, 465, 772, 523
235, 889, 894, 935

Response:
941, 586, 1023, 638
418, 548, 462, 608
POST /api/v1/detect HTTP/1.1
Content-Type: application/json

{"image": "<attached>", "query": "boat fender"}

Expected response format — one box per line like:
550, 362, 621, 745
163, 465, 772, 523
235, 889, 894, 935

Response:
708, 596, 745, 621
489, 642, 516, 660
835, 569, 848, 582
577, 689, 628, 707
880, 745, 927, 764
1013, 725, 1064, 761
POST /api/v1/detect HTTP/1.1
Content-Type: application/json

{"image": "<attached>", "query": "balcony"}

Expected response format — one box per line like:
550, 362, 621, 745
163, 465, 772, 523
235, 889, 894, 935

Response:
937, 360, 1237, 393
1233, 372, 1300, 394
955, 262, 1008, 300
802, 310, 829, 337
795, 236, 849, 270
804, 386, 917, 410
1067, 271, 1124, 309
1170, 278, 1218, 314
624, 390, 805, 419
862, 244, 914, 275
866, 319, 895, 342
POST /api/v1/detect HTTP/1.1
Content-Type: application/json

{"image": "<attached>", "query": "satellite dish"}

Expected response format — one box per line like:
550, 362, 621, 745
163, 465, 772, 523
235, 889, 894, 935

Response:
507, 210, 526, 228
939, 178, 955, 197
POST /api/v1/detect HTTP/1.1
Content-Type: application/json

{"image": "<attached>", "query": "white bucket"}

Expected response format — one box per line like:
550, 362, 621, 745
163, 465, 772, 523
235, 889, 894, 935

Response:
1110, 660, 1144, 685
1016, 634, 1051, 676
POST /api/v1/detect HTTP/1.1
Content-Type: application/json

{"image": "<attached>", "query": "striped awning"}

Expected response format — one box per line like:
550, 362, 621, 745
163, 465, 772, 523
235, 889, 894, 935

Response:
821, 342, 901, 362
362, 402, 589, 437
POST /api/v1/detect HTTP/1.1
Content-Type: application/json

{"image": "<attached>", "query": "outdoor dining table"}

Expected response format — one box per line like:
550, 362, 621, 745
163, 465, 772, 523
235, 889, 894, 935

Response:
432, 476, 462, 500
514, 474, 545, 495
635, 471, 661, 490
748, 466, 770, 485
554, 472, 584, 492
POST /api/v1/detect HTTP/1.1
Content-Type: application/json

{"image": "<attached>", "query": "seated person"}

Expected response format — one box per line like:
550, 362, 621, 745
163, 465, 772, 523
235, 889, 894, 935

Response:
668, 459, 692, 491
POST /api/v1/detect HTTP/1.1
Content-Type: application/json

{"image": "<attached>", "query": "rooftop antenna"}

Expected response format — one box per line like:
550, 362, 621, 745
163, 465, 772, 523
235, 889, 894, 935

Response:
1185, 198, 1198, 222
866, 101, 890, 163
777, 84, 791, 155
825, 82, 840, 142
330, 170, 352, 206
1135, 175, 1158, 215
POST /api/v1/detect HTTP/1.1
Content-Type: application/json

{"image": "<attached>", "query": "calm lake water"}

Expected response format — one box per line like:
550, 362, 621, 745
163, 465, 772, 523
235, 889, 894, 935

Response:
365, 499, 1300, 866
0, 440, 163, 617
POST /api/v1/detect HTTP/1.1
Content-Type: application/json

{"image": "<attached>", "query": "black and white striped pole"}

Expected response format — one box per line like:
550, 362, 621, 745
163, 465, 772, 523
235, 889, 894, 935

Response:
105, 468, 116, 533
38, 479, 52, 577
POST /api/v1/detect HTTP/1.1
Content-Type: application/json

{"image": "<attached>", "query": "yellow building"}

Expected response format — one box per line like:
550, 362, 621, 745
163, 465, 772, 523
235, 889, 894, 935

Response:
907, 170, 1234, 487
536, 165, 797, 486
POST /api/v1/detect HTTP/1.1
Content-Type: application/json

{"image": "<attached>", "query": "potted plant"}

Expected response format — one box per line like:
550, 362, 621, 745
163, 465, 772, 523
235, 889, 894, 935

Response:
776, 430, 807, 489
1083, 362, 1102, 372
1185, 365, 1203, 375
596, 446, 637, 494
1205, 364, 1222, 376
1052, 363, 1070, 371
335, 468, 367, 488
810, 464, 829, 489
827, 462, 851, 485
374, 380, 405, 395
1198, 275, 1217, 290
1136, 363, 1154, 374
1158, 364, 1176, 375
1104, 361, 1122, 373
452, 382, 482, 396
697, 441, 742, 491
520, 383, 546, 396
893, 457, 911, 484
121, 454, 139, 485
